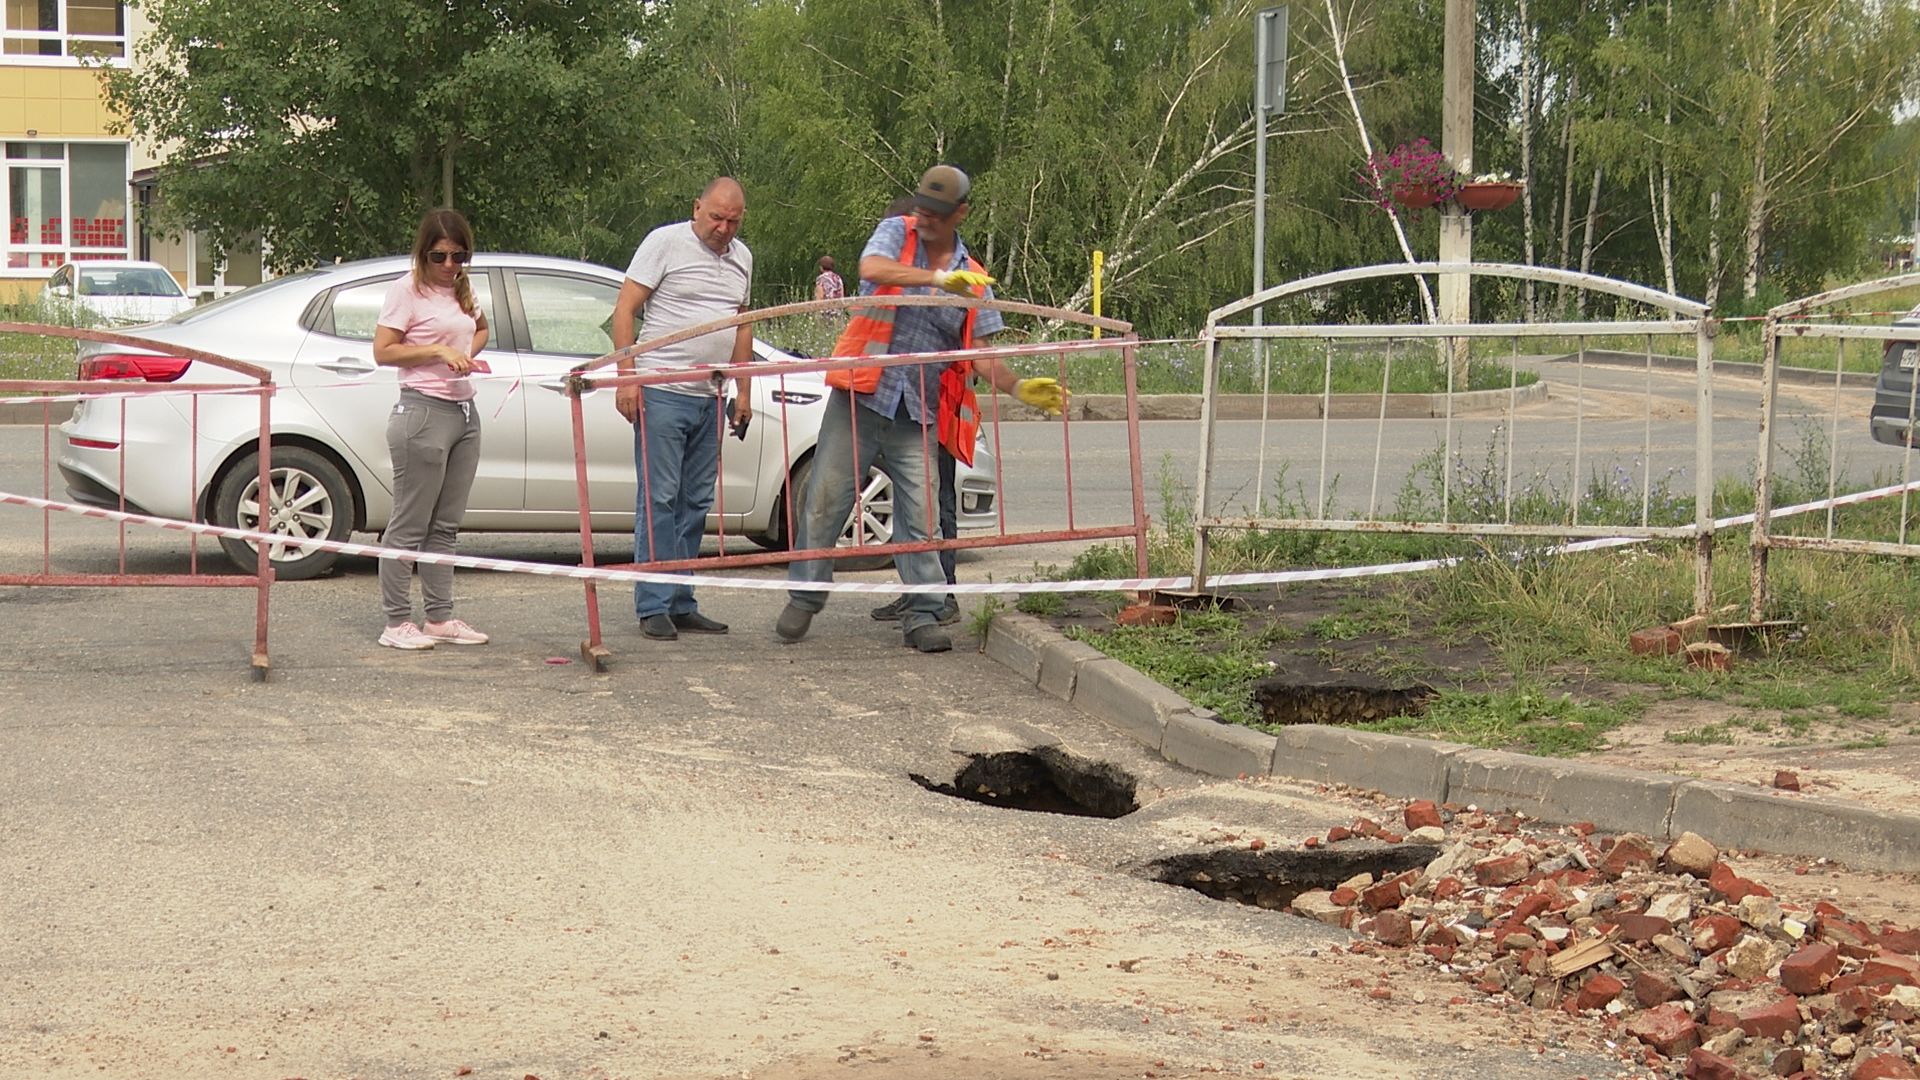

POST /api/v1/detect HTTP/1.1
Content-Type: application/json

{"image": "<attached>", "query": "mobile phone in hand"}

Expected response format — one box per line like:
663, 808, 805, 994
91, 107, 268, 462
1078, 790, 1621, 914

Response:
730, 413, 750, 440
467, 357, 491, 374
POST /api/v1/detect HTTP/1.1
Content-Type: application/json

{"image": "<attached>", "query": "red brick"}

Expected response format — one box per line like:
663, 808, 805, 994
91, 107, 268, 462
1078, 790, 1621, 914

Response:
1403, 800, 1443, 830
1735, 996, 1801, 1041
1611, 913, 1675, 943
1860, 952, 1920, 987
1351, 817, 1379, 836
1423, 943, 1455, 963
1626, 1001, 1700, 1057
1853, 1056, 1919, 1080
1329, 886, 1359, 907
1820, 916, 1877, 950
1630, 625, 1684, 655
1430, 876, 1464, 901
1823, 986, 1876, 1030
1303, 836, 1320, 848
1574, 973, 1625, 1011
1771, 1047, 1805, 1077
1634, 970, 1685, 1008
1876, 927, 1920, 953
1778, 943, 1841, 995
1694, 914, 1743, 954
1685, 1049, 1748, 1080
1117, 603, 1178, 626
1508, 892, 1553, 924
1708, 862, 1772, 904
1772, 769, 1801, 791
1360, 879, 1406, 912
1372, 910, 1413, 947
1326, 826, 1352, 843
1474, 853, 1531, 887
1601, 835, 1657, 879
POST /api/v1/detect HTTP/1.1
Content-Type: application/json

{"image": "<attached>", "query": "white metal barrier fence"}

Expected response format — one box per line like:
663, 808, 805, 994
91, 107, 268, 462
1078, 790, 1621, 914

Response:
1191, 262, 1718, 614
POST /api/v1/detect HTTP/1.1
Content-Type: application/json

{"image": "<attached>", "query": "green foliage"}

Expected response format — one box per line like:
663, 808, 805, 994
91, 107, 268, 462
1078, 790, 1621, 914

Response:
1066, 611, 1276, 725
1015, 592, 1067, 617
1354, 686, 1638, 757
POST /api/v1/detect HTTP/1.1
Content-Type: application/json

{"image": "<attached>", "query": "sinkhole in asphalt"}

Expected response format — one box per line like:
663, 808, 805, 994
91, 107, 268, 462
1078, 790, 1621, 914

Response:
910, 748, 1140, 819
1146, 843, 1442, 912
1254, 676, 1433, 726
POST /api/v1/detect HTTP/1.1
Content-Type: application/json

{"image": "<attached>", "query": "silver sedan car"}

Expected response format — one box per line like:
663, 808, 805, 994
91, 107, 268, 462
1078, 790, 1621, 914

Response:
56, 253, 999, 579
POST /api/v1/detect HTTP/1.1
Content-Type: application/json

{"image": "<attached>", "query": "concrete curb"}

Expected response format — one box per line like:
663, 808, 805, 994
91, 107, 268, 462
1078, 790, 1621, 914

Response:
1563, 349, 1877, 389
982, 610, 1920, 873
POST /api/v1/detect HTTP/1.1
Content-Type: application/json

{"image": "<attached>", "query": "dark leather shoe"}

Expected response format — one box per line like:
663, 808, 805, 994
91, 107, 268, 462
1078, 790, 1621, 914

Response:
775, 603, 814, 642
640, 613, 678, 640
869, 596, 907, 621
904, 624, 952, 653
935, 597, 961, 625
671, 611, 729, 634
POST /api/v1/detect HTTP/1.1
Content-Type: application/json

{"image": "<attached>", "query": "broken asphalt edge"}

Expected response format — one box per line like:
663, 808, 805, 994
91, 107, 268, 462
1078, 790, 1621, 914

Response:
984, 611, 1920, 874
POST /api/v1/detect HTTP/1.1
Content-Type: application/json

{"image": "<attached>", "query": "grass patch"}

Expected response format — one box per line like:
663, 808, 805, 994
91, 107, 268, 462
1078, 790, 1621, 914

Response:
1351, 686, 1638, 756
0, 296, 98, 385
1065, 610, 1276, 726
1015, 592, 1066, 617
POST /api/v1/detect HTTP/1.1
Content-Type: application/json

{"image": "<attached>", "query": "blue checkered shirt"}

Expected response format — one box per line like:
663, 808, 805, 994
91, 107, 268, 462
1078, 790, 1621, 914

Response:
855, 215, 1005, 424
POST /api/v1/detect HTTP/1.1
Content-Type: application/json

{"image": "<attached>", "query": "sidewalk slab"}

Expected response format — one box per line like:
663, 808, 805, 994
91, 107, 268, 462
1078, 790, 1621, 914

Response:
1447, 750, 1677, 838
1671, 780, 1920, 873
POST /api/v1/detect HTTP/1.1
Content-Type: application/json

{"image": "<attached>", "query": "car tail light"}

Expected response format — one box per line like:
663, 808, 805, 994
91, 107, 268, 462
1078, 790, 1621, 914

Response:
78, 353, 192, 382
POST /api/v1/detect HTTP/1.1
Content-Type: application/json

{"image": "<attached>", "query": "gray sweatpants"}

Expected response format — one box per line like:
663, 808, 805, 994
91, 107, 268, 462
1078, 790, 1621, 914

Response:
381, 388, 481, 626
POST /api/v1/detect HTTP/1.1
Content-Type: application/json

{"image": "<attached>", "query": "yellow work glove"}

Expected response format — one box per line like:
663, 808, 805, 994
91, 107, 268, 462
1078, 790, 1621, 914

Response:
1013, 377, 1067, 416
931, 268, 996, 296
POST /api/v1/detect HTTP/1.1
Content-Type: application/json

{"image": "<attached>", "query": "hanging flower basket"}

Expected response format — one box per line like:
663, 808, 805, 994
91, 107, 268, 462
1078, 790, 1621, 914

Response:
1456, 181, 1523, 213
1393, 183, 1443, 210
1359, 138, 1460, 220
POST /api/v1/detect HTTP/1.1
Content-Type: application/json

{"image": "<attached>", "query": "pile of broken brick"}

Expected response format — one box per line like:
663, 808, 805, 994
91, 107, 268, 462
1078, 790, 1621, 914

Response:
1286, 800, 1919, 1080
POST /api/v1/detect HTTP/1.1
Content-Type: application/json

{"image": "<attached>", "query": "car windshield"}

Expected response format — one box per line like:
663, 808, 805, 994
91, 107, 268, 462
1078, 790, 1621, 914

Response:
78, 267, 184, 298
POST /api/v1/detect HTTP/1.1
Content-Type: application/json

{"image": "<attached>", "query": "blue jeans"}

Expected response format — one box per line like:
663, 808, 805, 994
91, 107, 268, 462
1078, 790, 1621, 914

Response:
633, 388, 721, 619
895, 446, 957, 587
787, 390, 945, 632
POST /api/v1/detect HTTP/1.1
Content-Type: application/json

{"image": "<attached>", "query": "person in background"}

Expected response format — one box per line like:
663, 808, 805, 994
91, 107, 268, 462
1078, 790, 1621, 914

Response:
370, 208, 490, 650
611, 176, 754, 642
776, 165, 1063, 653
812, 255, 844, 303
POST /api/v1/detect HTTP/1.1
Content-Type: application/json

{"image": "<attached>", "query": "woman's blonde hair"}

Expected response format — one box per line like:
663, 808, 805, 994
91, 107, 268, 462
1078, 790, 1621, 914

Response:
409, 208, 477, 317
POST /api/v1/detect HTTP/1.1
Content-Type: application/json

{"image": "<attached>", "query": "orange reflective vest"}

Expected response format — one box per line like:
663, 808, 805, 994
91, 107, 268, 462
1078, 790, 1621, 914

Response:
826, 224, 984, 465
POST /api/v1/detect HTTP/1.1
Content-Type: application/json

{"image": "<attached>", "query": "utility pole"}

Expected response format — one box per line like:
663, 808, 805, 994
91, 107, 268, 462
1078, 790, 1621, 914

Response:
1440, 0, 1474, 372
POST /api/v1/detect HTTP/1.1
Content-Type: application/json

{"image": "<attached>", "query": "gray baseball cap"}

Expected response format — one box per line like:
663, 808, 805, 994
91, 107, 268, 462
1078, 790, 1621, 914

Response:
914, 165, 971, 214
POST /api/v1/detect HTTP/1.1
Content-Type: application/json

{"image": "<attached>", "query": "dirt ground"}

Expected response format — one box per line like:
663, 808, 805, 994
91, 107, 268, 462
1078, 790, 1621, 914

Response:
1035, 579, 1920, 818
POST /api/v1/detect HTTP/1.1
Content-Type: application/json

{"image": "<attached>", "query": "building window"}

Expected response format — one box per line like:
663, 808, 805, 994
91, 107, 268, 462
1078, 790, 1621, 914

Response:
3, 0, 125, 61
4, 140, 127, 271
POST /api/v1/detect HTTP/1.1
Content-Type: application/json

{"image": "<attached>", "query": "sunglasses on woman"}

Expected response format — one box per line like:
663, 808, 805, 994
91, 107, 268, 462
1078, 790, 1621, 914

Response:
427, 250, 471, 265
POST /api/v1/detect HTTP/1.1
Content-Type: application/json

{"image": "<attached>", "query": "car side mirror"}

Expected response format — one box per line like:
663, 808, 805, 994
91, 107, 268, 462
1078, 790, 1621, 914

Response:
49, 283, 70, 297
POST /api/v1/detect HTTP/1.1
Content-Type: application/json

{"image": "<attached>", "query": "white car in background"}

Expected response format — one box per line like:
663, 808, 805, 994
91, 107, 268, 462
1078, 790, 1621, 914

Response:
55, 253, 999, 579
42, 260, 196, 325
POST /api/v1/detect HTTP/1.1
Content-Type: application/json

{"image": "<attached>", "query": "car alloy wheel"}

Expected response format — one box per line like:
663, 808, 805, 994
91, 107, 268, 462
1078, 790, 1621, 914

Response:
211, 447, 355, 580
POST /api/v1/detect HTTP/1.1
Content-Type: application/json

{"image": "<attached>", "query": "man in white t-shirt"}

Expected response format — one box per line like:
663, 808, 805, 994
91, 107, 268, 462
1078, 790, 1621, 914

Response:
611, 176, 754, 641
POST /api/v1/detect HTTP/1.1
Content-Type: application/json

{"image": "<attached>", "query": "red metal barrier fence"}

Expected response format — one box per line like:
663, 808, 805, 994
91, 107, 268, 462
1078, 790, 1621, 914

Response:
0, 323, 276, 677
561, 295, 1145, 669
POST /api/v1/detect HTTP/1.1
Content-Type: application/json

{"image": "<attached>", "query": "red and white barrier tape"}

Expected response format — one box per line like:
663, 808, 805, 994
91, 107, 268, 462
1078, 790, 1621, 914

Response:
7, 479, 1917, 596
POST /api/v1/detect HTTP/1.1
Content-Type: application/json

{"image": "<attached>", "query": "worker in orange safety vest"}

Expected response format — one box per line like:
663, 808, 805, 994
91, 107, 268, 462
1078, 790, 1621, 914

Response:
776, 165, 1065, 653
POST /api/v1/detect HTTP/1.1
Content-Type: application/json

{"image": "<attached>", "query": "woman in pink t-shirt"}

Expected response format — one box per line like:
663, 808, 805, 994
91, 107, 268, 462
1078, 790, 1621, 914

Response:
370, 208, 491, 651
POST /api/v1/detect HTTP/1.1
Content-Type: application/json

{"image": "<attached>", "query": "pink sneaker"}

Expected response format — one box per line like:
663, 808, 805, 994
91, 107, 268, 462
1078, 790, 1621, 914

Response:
378, 622, 436, 650
424, 618, 489, 645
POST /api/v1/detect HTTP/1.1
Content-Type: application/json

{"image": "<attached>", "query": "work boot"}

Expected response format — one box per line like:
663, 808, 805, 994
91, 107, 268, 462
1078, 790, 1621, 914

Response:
775, 603, 814, 642
641, 613, 678, 641
671, 611, 729, 634
869, 596, 908, 621
903, 624, 952, 653
935, 596, 961, 625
